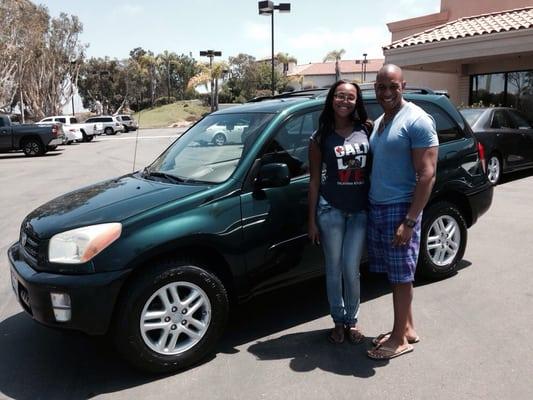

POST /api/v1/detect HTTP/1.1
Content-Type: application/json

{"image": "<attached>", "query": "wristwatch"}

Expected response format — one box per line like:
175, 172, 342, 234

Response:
403, 218, 416, 228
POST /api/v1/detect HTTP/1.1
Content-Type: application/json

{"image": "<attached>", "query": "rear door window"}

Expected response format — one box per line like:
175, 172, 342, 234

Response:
491, 110, 515, 129
507, 110, 532, 129
365, 101, 464, 144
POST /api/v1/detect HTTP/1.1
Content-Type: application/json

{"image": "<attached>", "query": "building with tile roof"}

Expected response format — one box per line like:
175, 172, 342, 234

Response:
287, 59, 384, 89
383, 0, 533, 120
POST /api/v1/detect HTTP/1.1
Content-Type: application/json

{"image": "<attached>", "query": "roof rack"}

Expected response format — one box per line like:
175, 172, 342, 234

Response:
247, 88, 328, 102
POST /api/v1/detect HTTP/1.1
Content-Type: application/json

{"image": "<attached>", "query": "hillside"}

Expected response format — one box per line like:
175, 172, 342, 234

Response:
133, 100, 209, 129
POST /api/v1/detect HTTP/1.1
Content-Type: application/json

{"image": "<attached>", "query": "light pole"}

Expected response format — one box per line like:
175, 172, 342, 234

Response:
200, 50, 222, 112
258, 1, 291, 96
362, 53, 368, 82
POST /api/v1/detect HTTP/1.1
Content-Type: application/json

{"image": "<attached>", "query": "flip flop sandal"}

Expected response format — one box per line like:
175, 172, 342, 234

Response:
367, 344, 414, 360
347, 328, 365, 345
371, 332, 420, 347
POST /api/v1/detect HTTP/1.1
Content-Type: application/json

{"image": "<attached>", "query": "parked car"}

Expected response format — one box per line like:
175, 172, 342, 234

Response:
194, 115, 249, 146
8, 90, 493, 373
114, 114, 138, 132
459, 107, 533, 185
38, 120, 82, 145
84, 115, 124, 135
0, 114, 65, 156
38, 115, 104, 143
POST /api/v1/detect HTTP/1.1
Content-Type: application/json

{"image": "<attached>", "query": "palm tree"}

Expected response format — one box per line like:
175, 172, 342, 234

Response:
188, 61, 228, 110
323, 49, 346, 82
276, 52, 297, 76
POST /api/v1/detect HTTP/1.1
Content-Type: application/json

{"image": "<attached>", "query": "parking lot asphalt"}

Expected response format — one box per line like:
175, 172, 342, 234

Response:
1, 128, 532, 400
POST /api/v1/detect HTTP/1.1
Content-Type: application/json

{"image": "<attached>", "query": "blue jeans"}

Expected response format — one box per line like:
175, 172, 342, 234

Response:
316, 196, 367, 327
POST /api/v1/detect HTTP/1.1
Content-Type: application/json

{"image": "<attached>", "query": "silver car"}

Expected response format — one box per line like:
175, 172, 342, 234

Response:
194, 117, 249, 146
84, 116, 124, 135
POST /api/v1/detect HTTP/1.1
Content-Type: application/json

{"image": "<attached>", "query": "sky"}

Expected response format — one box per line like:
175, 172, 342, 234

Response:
42, 0, 441, 64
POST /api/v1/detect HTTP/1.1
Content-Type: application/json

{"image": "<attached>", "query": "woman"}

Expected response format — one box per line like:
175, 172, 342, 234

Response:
308, 80, 372, 344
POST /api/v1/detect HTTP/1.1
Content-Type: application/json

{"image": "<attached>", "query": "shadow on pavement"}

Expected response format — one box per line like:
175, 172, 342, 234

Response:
0, 262, 472, 397
0, 152, 63, 160
500, 168, 533, 185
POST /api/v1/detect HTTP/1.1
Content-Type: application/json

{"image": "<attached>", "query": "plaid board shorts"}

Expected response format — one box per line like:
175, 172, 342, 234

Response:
367, 202, 422, 284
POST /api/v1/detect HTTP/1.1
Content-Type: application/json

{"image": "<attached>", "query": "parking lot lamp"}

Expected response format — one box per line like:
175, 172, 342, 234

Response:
362, 53, 368, 82
200, 50, 222, 112
258, 1, 291, 96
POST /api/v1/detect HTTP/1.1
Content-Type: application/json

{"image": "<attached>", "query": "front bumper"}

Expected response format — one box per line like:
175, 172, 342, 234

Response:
8, 243, 131, 335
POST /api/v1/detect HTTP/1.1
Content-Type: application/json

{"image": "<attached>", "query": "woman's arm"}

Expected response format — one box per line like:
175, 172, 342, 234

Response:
308, 139, 322, 244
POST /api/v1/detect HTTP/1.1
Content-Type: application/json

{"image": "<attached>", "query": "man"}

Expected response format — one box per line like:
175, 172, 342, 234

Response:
366, 64, 438, 360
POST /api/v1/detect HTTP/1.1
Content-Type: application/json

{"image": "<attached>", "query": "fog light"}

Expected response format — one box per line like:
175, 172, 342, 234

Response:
50, 292, 71, 322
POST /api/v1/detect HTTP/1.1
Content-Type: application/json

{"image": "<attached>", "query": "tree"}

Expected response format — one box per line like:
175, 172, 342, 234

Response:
0, 1, 85, 119
276, 52, 297, 76
323, 49, 346, 82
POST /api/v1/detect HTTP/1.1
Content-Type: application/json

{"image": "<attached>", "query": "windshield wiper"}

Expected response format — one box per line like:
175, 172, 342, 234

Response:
143, 170, 184, 184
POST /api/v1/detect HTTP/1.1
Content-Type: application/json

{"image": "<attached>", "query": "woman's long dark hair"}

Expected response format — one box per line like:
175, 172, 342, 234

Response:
315, 80, 372, 145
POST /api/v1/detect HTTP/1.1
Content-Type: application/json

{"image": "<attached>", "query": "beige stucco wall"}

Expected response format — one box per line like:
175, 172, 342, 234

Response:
441, 0, 533, 20
403, 70, 460, 104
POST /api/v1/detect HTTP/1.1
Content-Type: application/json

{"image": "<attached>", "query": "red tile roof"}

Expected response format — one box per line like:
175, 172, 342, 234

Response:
385, 7, 533, 50
288, 59, 384, 76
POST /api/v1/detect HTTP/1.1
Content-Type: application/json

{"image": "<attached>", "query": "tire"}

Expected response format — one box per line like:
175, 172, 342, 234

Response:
212, 133, 226, 146
113, 260, 229, 373
123, 126, 129, 133
86, 135, 94, 142
22, 138, 45, 157
104, 127, 115, 135
417, 201, 467, 279
486, 154, 501, 185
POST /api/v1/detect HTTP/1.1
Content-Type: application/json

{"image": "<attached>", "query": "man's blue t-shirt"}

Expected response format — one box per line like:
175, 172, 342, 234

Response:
369, 102, 438, 205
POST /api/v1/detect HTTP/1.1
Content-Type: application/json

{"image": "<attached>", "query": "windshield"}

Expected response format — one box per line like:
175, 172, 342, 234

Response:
146, 112, 274, 184
460, 109, 485, 126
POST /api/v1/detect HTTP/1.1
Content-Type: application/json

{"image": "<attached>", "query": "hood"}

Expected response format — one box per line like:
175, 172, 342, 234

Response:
24, 173, 208, 239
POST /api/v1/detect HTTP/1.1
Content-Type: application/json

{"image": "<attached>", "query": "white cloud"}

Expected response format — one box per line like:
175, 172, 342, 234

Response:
243, 21, 271, 41
114, 4, 144, 17
285, 26, 390, 61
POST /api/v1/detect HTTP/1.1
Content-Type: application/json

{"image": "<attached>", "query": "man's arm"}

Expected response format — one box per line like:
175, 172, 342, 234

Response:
392, 146, 438, 246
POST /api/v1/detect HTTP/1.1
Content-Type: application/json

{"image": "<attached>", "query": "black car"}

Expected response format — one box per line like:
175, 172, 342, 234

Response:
8, 90, 493, 373
460, 107, 533, 185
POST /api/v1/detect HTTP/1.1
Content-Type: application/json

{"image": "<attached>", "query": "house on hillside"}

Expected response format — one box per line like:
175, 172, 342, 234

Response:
287, 59, 384, 89
383, 0, 533, 120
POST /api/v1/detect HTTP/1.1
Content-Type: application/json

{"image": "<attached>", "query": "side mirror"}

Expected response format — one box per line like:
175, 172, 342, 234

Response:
255, 163, 290, 188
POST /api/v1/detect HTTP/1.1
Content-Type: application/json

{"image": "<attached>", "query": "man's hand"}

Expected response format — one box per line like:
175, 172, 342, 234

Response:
392, 222, 413, 247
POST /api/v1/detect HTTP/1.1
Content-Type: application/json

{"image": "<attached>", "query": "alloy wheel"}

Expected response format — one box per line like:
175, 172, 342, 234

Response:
140, 281, 211, 355
487, 156, 501, 185
426, 215, 461, 267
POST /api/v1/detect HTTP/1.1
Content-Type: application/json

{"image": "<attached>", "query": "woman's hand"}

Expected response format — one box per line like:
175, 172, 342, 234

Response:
308, 222, 320, 245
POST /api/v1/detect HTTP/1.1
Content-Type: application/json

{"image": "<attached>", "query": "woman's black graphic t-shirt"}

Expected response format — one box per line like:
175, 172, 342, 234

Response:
312, 125, 370, 213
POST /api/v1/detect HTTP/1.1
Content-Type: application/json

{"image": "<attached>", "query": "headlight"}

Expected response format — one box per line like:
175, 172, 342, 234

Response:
49, 223, 122, 264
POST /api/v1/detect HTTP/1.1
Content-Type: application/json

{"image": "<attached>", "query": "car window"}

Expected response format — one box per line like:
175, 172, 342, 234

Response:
148, 113, 274, 184
366, 101, 464, 144
507, 110, 532, 129
0, 118, 4, 127
459, 109, 485, 126
104, 117, 113, 122
121, 116, 131, 121
85, 118, 95, 122
71, 118, 78, 123
491, 110, 515, 129
57, 118, 66, 123
261, 110, 320, 178
41, 118, 52, 122
415, 102, 464, 144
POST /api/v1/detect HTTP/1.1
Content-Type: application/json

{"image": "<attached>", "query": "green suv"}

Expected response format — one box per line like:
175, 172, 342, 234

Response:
8, 90, 493, 373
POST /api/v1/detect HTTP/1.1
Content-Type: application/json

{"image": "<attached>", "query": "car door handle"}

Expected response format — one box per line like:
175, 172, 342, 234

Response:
1, 129, 7, 134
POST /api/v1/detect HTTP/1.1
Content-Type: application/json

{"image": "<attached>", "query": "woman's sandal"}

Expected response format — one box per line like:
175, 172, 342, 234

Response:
328, 324, 345, 344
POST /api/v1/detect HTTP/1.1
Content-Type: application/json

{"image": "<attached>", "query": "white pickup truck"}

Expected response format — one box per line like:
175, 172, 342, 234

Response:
38, 115, 104, 143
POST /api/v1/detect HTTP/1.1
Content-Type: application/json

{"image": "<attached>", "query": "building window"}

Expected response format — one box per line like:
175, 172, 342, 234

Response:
470, 70, 533, 122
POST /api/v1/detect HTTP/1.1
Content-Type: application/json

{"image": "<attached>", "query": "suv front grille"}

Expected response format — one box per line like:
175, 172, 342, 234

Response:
20, 227, 42, 269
